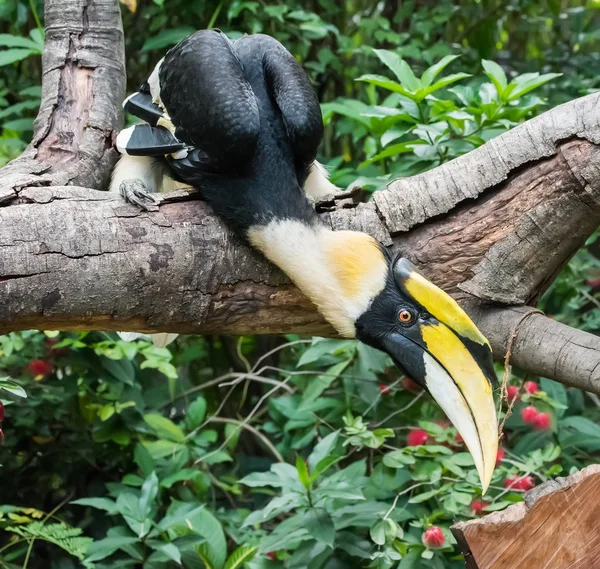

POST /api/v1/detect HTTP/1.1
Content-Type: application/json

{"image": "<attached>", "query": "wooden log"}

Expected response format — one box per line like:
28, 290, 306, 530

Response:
451, 465, 600, 568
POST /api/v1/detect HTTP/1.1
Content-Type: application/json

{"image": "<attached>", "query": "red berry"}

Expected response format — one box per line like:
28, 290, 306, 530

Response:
519, 476, 536, 491
455, 433, 464, 445
524, 381, 539, 394
407, 429, 429, 446
504, 475, 535, 491
378, 384, 390, 396
506, 386, 520, 403
470, 499, 489, 515
402, 377, 421, 393
521, 406, 538, 424
422, 526, 445, 548
267, 551, 276, 560
533, 412, 551, 430
496, 447, 505, 463
26, 359, 53, 377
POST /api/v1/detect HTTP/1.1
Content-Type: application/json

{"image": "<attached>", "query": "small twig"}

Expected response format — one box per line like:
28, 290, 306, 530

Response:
208, 417, 284, 462
498, 309, 544, 439
364, 378, 402, 415
194, 373, 294, 465
374, 392, 425, 427
23, 492, 74, 569
383, 482, 434, 520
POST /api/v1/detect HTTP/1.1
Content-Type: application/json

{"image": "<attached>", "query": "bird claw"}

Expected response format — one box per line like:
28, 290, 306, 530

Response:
119, 179, 158, 211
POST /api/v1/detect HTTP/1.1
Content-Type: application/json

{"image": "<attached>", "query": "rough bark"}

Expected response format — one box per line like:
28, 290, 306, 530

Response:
0, 0, 599, 394
0, 0, 124, 205
451, 465, 600, 569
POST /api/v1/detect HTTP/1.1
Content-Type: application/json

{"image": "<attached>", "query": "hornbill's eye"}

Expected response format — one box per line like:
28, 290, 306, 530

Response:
398, 309, 414, 325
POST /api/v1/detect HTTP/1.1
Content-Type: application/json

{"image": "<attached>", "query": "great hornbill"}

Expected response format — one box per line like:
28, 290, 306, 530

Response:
110, 31, 498, 490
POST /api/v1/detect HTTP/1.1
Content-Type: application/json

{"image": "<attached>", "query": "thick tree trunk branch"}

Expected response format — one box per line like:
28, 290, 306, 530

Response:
452, 465, 600, 568
0, 0, 124, 205
0, 0, 599, 393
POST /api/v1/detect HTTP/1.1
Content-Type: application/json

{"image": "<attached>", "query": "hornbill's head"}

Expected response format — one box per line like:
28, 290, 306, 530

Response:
313, 231, 498, 491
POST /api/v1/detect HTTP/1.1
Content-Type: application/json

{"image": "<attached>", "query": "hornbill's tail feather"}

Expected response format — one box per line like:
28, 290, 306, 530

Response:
116, 124, 186, 156
159, 30, 260, 171
260, 41, 324, 168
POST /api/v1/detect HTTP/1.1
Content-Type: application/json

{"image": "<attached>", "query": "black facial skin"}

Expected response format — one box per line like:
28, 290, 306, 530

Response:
355, 266, 430, 388
355, 255, 498, 390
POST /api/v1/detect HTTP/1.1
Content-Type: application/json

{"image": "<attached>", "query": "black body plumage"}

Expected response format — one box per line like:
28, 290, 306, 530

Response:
122, 30, 324, 236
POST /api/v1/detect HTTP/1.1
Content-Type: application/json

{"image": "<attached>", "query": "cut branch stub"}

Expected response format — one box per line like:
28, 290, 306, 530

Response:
452, 465, 600, 569
0, 0, 125, 201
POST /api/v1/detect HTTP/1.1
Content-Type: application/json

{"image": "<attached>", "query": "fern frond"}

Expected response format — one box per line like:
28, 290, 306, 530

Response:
7, 522, 93, 560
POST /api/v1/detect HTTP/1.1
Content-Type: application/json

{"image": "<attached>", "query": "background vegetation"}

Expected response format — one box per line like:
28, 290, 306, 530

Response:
1, 1, 600, 568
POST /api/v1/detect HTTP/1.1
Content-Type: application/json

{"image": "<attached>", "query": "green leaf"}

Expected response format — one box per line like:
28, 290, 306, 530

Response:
71, 497, 118, 515
28, 28, 44, 51
559, 416, 600, 451
144, 413, 186, 442
85, 536, 140, 563
412, 460, 442, 482
308, 431, 339, 472
160, 468, 203, 488
143, 439, 187, 460
301, 360, 349, 403
186, 396, 207, 429
540, 378, 568, 417
418, 72, 471, 100
408, 483, 452, 503
296, 455, 310, 489
3, 118, 32, 132
506, 73, 562, 101
360, 140, 423, 167
296, 338, 355, 367
305, 508, 335, 547
373, 49, 420, 91
369, 519, 386, 545
224, 545, 258, 569
421, 55, 460, 87
138, 472, 159, 519
141, 27, 195, 51
134, 444, 155, 476
0, 378, 27, 398
382, 450, 416, 468
149, 542, 181, 564
0, 34, 39, 49
481, 60, 508, 97
309, 456, 339, 484
0, 47, 36, 64
356, 74, 415, 99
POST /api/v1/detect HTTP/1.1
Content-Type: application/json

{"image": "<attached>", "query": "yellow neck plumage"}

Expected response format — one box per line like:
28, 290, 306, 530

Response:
247, 220, 387, 336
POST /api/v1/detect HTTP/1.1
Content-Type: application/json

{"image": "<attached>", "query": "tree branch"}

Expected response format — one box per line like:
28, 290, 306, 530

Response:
0, 0, 599, 394
0, 0, 125, 204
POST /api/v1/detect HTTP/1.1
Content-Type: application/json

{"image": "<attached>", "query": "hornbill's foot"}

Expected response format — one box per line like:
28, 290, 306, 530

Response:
119, 179, 158, 211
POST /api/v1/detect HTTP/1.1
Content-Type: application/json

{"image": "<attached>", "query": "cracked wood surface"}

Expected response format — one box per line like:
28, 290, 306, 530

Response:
1, 0, 600, 394
0, 0, 124, 205
452, 465, 600, 569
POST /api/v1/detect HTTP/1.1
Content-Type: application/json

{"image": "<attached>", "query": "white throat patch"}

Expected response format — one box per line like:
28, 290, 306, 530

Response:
248, 220, 387, 337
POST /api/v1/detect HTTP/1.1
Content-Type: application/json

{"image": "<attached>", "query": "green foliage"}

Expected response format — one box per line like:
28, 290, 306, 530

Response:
0, 1, 599, 568
7, 522, 92, 562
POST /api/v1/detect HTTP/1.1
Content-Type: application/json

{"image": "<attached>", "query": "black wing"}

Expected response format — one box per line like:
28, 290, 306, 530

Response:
158, 30, 260, 171
232, 34, 323, 175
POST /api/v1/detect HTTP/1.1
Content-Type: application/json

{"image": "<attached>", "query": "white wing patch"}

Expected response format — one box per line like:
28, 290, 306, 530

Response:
304, 161, 338, 200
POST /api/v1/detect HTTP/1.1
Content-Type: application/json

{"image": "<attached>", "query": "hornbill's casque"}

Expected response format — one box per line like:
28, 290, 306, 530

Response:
110, 31, 498, 490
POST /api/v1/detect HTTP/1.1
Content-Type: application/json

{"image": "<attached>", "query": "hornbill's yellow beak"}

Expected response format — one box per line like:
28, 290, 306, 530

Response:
380, 259, 498, 491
